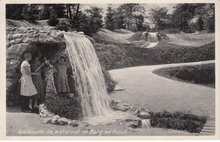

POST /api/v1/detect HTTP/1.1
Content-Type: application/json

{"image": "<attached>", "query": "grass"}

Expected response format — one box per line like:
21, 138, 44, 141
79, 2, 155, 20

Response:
94, 41, 215, 70
153, 63, 215, 88
150, 110, 207, 133
92, 28, 215, 71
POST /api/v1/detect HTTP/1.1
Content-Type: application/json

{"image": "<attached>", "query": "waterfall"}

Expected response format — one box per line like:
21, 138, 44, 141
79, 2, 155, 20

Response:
148, 32, 158, 43
64, 32, 112, 118
64, 32, 132, 125
146, 32, 159, 48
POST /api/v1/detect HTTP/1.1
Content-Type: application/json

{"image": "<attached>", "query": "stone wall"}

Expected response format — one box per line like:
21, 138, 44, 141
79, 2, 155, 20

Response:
6, 25, 114, 106
6, 26, 66, 105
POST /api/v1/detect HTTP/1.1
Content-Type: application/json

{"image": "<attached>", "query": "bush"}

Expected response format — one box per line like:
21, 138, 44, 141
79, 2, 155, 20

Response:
56, 22, 71, 32
44, 94, 82, 120
153, 63, 215, 87
94, 43, 133, 70
48, 10, 58, 26
129, 32, 145, 41
48, 18, 58, 26
150, 111, 207, 133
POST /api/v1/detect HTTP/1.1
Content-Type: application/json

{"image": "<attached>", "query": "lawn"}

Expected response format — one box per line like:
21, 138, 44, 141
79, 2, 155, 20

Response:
94, 40, 215, 70
153, 63, 215, 88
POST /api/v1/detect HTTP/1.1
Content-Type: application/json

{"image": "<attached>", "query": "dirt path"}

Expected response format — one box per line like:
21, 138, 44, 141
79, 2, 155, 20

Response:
110, 60, 215, 117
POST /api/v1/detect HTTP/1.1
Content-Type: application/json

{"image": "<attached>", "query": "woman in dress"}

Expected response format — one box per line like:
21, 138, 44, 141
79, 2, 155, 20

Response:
20, 53, 39, 110
31, 51, 45, 104
55, 57, 70, 94
44, 59, 57, 98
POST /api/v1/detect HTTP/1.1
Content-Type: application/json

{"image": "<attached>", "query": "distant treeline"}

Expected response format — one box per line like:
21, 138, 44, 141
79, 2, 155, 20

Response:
6, 4, 215, 35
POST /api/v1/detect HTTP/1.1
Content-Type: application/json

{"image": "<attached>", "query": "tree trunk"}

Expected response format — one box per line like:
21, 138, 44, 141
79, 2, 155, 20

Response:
75, 4, 80, 20
69, 5, 72, 19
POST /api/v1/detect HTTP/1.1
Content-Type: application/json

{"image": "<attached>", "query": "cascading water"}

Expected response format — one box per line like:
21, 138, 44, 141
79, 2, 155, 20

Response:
146, 32, 159, 48
148, 32, 158, 43
64, 32, 131, 125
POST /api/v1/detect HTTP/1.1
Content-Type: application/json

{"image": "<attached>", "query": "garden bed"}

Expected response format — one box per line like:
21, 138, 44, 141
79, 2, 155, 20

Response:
153, 63, 215, 88
150, 111, 207, 133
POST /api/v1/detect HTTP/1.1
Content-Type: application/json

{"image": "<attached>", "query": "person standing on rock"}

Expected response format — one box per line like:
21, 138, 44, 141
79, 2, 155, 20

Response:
31, 51, 45, 105
20, 53, 39, 111
55, 57, 70, 94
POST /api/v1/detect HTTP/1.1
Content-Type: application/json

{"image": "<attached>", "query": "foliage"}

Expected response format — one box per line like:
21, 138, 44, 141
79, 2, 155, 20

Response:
72, 7, 103, 36
45, 94, 82, 120
105, 7, 117, 30
150, 111, 207, 133
47, 8, 59, 26
116, 4, 146, 31
56, 22, 71, 32
115, 8, 126, 29
128, 32, 147, 41
153, 63, 215, 88
134, 14, 146, 31
85, 7, 103, 35
94, 40, 214, 70
6, 4, 26, 20
149, 7, 171, 30
21, 4, 39, 23
171, 4, 215, 33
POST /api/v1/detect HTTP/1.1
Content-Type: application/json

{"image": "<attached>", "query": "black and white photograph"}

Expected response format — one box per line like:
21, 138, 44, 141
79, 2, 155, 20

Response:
1, 1, 219, 139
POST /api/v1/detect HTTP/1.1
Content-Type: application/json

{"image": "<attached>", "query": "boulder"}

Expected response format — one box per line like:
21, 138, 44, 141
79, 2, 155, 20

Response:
57, 117, 69, 125
42, 117, 53, 124
68, 120, 79, 127
112, 102, 130, 112
126, 119, 142, 129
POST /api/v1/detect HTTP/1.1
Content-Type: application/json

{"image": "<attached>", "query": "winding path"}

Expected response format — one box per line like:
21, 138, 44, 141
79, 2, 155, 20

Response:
109, 60, 215, 117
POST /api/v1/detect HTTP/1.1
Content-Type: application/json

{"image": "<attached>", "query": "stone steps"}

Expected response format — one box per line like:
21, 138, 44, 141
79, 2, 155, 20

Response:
199, 116, 215, 136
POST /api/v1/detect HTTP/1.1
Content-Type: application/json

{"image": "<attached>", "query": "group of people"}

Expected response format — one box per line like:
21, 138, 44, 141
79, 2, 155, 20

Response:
20, 51, 73, 112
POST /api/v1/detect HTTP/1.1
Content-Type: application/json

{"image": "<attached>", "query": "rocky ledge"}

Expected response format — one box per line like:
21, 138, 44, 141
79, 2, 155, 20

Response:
39, 99, 151, 129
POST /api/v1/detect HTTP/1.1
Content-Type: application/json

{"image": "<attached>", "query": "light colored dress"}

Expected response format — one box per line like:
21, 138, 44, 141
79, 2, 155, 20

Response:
20, 60, 37, 96
56, 64, 70, 93
44, 65, 57, 98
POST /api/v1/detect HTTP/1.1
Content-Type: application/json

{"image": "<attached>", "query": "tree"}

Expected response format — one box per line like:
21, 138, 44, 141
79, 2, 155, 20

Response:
48, 8, 58, 26
21, 4, 39, 23
117, 4, 146, 31
115, 7, 126, 29
171, 4, 215, 33
134, 14, 145, 31
105, 7, 116, 30
6, 4, 25, 20
38, 4, 51, 20
150, 7, 170, 30
84, 6, 103, 35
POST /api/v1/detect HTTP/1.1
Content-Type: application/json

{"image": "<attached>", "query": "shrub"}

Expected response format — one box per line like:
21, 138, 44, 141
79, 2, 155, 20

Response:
153, 63, 215, 87
129, 32, 145, 41
56, 22, 70, 32
44, 94, 82, 120
94, 43, 133, 70
48, 10, 58, 26
150, 111, 207, 133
